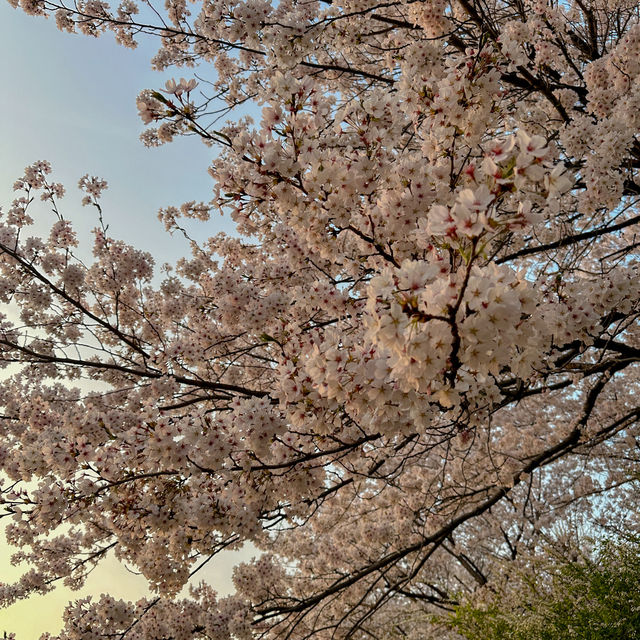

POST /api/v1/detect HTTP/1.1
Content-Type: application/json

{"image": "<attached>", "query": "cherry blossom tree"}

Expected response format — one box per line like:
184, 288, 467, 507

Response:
1, 0, 640, 636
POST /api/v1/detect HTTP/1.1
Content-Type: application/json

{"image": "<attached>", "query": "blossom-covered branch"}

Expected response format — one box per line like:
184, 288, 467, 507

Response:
2, 0, 640, 636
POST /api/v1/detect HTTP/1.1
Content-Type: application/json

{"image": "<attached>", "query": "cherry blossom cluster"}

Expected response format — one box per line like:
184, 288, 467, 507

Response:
3, 0, 640, 636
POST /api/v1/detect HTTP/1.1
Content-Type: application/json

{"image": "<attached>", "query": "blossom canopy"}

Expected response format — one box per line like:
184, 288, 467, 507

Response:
1, 0, 640, 637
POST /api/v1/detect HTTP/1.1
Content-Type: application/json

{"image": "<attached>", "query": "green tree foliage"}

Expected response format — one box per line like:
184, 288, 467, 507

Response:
448, 536, 640, 640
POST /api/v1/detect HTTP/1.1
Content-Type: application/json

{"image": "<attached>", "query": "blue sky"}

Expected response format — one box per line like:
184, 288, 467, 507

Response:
0, 4, 246, 637
0, 2, 236, 263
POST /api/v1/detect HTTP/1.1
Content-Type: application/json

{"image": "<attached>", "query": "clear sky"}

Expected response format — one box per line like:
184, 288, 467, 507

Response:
0, 4, 246, 637
0, 1, 236, 260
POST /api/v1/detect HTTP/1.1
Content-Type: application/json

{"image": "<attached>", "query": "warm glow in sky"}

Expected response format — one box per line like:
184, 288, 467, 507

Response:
0, 528, 250, 638
0, 5, 245, 637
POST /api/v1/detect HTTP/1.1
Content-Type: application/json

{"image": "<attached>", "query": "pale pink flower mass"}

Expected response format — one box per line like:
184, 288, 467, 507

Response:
0, 0, 639, 638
